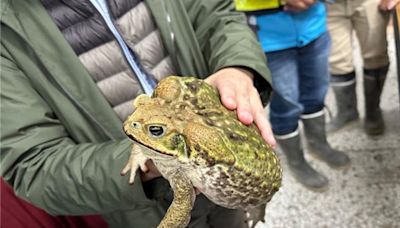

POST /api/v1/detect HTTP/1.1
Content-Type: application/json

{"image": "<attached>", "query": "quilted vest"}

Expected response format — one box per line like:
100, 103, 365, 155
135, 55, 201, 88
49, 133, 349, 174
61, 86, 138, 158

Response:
41, 0, 176, 120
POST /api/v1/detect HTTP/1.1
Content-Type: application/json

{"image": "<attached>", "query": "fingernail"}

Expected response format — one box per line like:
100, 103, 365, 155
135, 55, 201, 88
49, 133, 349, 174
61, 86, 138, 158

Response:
262, 133, 276, 148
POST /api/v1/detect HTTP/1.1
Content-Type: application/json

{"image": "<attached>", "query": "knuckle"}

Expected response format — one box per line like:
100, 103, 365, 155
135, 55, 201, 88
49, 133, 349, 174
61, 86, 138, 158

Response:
250, 87, 259, 95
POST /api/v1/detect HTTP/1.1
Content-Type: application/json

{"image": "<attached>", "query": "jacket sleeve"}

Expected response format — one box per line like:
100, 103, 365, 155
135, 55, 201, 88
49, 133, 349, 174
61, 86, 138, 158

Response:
186, 0, 272, 105
0, 48, 155, 215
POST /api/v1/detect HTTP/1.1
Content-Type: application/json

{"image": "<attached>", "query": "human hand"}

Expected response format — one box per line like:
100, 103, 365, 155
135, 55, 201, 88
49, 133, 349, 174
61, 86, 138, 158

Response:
283, 0, 316, 12
379, 0, 399, 10
140, 160, 162, 182
205, 67, 276, 148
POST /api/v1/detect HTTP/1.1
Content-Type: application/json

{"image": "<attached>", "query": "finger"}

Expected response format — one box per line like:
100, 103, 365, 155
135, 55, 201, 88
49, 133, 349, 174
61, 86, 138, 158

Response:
249, 89, 277, 148
285, 1, 308, 11
378, 1, 387, 10
296, 1, 308, 9
194, 188, 201, 195
139, 159, 150, 173
257, 114, 276, 148
302, 0, 315, 6
145, 160, 157, 173
236, 85, 254, 125
140, 163, 149, 173
217, 82, 238, 110
141, 160, 162, 182
387, 0, 397, 10
283, 5, 301, 12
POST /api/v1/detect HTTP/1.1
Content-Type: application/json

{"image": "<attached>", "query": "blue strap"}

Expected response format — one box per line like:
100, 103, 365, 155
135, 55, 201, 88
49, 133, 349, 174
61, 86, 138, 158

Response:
90, 0, 157, 95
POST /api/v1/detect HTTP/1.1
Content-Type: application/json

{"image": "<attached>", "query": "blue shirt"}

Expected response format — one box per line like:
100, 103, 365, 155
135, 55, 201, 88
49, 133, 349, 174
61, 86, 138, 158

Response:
255, 2, 327, 52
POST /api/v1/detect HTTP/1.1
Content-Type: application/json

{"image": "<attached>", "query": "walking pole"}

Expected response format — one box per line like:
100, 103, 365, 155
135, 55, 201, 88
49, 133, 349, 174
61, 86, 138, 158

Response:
393, 6, 400, 104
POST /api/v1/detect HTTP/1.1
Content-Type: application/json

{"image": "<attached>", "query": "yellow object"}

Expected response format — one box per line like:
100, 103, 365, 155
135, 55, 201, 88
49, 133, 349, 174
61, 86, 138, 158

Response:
234, 0, 284, 11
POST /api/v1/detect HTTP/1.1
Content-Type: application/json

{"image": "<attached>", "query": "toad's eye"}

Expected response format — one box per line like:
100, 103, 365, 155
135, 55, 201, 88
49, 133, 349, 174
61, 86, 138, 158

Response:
148, 125, 166, 137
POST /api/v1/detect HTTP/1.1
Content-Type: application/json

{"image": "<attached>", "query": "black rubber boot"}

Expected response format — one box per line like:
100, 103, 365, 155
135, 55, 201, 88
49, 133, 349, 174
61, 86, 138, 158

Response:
276, 131, 328, 191
327, 72, 359, 133
363, 66, 388, 135
302, 111, 350, 169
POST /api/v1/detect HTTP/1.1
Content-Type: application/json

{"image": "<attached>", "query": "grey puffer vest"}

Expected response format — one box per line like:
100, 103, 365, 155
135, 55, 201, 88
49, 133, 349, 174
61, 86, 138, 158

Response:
40, 0, 176, 120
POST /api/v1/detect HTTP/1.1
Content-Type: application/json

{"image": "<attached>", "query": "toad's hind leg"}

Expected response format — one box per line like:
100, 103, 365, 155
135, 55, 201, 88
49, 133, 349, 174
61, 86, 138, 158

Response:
120, 143, 148, 184
158, 171, 195, 228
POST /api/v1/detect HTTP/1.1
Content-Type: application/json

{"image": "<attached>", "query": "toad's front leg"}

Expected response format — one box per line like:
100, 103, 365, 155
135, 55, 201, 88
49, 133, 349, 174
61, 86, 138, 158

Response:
121, 143, 149, 184
158, 171, 195, 228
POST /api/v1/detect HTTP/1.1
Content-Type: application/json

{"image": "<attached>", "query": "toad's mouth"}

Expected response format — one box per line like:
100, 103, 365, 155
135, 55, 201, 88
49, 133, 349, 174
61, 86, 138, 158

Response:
126, 134, 174, 157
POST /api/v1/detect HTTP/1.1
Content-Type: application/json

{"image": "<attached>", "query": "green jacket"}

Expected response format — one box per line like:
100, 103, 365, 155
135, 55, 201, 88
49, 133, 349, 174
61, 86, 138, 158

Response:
1, 0, 271, 226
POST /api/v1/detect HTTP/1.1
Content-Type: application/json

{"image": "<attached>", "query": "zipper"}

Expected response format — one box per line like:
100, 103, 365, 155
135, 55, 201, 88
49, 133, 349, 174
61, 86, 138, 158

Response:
89, 0, 157, 95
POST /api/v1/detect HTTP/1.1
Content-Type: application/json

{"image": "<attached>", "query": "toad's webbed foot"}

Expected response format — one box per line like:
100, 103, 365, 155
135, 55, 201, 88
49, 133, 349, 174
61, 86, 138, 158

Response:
121, 144, 148, 184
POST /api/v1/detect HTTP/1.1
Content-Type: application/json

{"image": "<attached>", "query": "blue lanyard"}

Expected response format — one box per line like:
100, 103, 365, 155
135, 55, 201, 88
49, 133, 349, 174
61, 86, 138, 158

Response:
89, 0, 157, 95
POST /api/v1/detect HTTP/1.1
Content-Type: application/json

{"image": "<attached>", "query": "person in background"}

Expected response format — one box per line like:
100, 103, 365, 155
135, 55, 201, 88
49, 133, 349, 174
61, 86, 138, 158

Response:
1, 0, 275, 227
235, 0, 350, 190
326, 0, 398, 135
